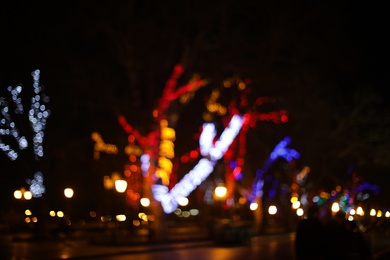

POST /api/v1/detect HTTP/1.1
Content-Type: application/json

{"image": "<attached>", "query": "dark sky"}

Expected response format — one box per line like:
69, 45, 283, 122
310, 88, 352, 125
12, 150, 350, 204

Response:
1, 1, 389, 210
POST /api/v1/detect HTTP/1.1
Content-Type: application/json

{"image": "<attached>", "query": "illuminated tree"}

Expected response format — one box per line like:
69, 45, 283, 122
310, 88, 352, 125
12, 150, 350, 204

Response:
1, 70, 50, 197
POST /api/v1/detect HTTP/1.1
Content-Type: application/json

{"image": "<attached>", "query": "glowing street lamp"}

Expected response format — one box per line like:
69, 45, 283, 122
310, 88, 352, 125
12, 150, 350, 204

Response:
140, 198, 150, 207
64, 188, 74, 199
214, 186, 227, 199
268, 205, 277, 215
14, 188, 32, 200
115, 180, 127, 193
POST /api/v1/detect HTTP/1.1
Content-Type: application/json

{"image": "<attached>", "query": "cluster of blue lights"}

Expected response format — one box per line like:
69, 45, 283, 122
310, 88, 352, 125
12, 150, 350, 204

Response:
251, 136, 300, 202
27, 171, 46, 198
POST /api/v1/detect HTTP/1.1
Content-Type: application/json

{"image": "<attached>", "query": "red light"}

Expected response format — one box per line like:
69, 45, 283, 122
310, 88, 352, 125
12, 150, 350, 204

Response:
190, 150, 198, 159
281, 115, 288, 123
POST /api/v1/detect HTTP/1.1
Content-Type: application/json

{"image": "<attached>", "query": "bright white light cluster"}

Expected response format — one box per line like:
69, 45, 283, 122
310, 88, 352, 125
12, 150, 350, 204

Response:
0, 86, 28, 160
153, 115, 244, 213
29, 70, 50, 159
27, 171, 46, 198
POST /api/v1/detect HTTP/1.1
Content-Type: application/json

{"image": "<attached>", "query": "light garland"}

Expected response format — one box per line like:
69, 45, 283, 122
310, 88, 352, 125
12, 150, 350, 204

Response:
91, 132, 118, 159
153, 114, 244, 213
28, 70, 51, 159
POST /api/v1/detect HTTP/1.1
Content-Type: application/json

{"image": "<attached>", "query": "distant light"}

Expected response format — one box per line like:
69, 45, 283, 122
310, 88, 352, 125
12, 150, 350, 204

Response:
349, 209, 356, 215
292, 201, 300, 209
268, 205, 277, 215
215, 186, 227, 198
49, 211, 56, 217
189, 209, 199, 216
64, 188, 74, 198
14, 190, 22, 199
57, 211, 64, 218
116, 214, 126, 221
296, 208, 304, 216
385, 211, 390, 218
331, 202, 340, 213
178, 197, 189, 206
376, 210, 382, 218
356, 206, 364, 216
250, 202, 258, 211
23, 191, 32, 200
115, 180, 127, 193
25, 209, 32, 216
370, 209, 376, 216
348, 216, 354, 221
140, 198, 150, 207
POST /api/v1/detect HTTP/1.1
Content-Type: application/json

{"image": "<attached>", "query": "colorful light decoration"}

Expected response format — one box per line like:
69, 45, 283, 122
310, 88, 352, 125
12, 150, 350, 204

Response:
91, 132, 118, 159
250, 136, 300, 202
153, 114, 244, 213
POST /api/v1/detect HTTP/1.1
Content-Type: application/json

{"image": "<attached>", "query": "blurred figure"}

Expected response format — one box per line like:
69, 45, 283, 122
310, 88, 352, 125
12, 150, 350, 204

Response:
295, 205, 326, 259
324, 211, 370, 259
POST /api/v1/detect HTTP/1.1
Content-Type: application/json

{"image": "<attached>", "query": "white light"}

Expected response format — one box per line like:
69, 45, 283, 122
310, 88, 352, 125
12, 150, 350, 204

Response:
296, 208, 304, 216
331, 202, 340, 213
268, 205, 277, 215
155, 115, 243, 213
178, 197, 189, 206
250, 202, 258, 211
370, 209, 376, 216
115, 180, 127, 193
140, 198, 150, 207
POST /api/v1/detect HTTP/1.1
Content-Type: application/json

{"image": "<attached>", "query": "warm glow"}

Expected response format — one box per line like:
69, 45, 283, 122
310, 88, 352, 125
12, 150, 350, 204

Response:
331, 202, 340, 213
140, 198, 150, 207
377, 210, 382, 218
49, 211, 56, 217
23, 191, 32, 200
296, 208, 304, 216
14, 190, 22, 199
385, 211, 390, 218
292, 201, 301, 209
115, 180, 127, 193
25, 209, 32, 216
349, 209, 356, 215
370, 209, 376, 216
250, 202, 258, 211
64, 188, 74, 198
178, 197, 189, 206
356, 206, 364, 216
268, 205, 277, 215
215, 186, 227, 198
57, 211, 64, 218
116, 214, 126, 221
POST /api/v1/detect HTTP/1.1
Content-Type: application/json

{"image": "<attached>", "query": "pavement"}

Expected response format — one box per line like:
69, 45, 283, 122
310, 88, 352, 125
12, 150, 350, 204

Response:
1, 231, 390, 260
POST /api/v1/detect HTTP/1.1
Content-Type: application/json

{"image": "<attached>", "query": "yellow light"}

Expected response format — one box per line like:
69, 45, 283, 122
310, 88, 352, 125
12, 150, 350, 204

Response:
115, 180, 127, 193
370, 209, 376, 216
23, 191, 32, 200
49, 211, 56, 217
290, 197, 298, 203
331, 202, 340, 213
14, 190, 22, 199
356, 206, 364, 216
116, 214, 126, 222
377, 210, 382, 218
64, 188, 74, 198
215, 186, 227, 198
25, 209, 32, 216
57, 211, 64, 218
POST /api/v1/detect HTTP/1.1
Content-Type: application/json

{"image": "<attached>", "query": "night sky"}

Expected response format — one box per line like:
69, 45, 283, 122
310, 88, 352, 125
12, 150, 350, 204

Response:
1, 1, 389, 212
